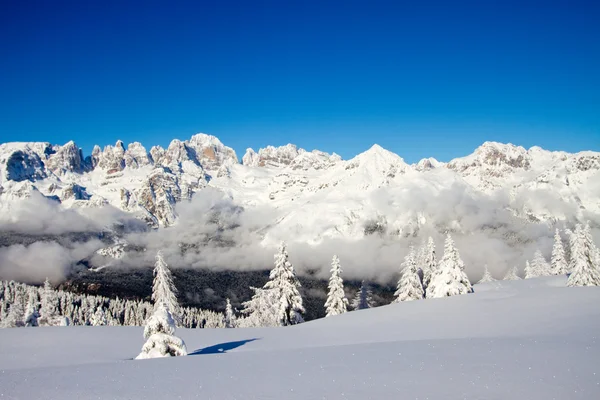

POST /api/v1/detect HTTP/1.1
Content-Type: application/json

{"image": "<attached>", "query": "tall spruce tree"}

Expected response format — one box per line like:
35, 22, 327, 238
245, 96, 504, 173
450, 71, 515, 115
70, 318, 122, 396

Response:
551, 229, 569, 275
567, 223, 600, 287
426, 233, 473, 298
152, 251, 179, 323
136, 251, 187, 359
325, 255, 349, 317
263, 242, 305, 326
351, 280, 374, 310
531, 250, 551, 277
394, 247, 424, 302
224, 298, 236, 328
421, 237, 437, 290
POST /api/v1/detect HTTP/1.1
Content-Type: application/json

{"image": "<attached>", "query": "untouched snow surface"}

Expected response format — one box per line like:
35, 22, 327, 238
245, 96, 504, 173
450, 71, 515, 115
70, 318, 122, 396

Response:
1, 277, 599, 399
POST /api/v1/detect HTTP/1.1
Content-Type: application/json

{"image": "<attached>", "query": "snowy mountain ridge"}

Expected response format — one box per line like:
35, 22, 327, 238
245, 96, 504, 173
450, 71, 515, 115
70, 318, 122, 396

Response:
0, 134, 598, 238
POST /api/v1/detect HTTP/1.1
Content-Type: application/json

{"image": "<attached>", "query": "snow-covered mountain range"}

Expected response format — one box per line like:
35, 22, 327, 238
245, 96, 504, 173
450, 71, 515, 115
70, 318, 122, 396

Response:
1, 133, 598, 232
1, 132, 599, 282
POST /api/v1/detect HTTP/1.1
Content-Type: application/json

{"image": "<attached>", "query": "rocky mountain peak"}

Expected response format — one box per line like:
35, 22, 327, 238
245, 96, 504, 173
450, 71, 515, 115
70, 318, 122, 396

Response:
96, 141, 127, 173
243, 144, 340, 170
124, 142, 152, 169
45, 141, 86, 176
187, 133, 238, 170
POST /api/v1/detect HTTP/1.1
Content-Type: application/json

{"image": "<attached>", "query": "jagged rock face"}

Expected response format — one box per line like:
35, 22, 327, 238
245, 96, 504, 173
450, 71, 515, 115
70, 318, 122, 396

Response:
89, 145, 102, 169
251, 144, 300, 167
1, 181, 40, 201
414, 157, 443, 171
447, 142, 530, 173
159, 140, 198, 171
243, 144, 341, 170
134, 168, 180, 227
60, 183, 90, 201
242, 148, 258, 166
569, 153, 600, 173
149, 145, 165, 166
45, 141, 86, 176
96, 141, 126, 173
0, 144, 47, 183
188, 133, 238, 170
123, 142, 152, 169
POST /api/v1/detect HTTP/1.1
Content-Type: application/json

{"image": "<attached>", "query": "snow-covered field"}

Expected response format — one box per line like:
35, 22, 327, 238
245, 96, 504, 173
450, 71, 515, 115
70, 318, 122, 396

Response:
1, 276, 598, 399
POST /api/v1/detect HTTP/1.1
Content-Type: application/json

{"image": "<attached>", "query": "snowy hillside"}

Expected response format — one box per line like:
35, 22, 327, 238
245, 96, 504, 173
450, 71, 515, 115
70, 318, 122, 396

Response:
0, 276, 598, 399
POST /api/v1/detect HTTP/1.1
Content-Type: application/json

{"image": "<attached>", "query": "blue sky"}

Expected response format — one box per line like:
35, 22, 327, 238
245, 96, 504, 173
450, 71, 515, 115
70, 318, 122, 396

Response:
0, 0, 598, 163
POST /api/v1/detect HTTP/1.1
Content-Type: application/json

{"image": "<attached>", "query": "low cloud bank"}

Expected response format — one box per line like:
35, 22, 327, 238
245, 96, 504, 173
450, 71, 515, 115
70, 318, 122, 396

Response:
1, 181, 599, 284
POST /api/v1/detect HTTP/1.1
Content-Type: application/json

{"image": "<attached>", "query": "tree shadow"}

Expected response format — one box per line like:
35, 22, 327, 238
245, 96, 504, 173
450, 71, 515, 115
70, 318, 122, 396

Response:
189, 338, 260, 355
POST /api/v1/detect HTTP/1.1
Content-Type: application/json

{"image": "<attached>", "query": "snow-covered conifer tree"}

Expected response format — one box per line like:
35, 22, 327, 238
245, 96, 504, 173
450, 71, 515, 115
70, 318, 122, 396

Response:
351, 280, 374, 310
503, 266, 521, 280
136, 302, 187, 359
393, 247, 424, 302
532, 250, 551, 277
136, 252, 187, 359
241, 287, 279, 327
324, 255, 349, 317
90, 306, 107, 326
426, 233, 473, 298
152, 251, 179, 323
477, 265, 496, 284
421, 237, 437, 290
224, 298, 236, 328
524, 260, 535, 279
525, 250, 551, 279
1, 295, 25, 328
23, 291, 39, 327
551, 229, 569, 275
262, 242, 305, 326
567, 223, 600, 287
39, 278, 67, 326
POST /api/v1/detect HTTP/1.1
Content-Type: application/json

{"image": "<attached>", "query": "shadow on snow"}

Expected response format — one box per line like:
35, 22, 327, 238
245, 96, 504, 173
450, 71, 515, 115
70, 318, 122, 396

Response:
189, 338, 260, 355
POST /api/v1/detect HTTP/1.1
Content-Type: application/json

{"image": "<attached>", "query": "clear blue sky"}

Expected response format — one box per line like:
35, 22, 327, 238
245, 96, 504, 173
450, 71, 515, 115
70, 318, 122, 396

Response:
1, 0, 598, 163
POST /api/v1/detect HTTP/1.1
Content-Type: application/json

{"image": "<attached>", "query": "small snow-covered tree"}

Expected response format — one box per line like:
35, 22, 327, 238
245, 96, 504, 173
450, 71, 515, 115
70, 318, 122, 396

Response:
351, 280, 374, 310
394, 247, 424, 302
241, 287, 279, 327
324, 255, 349, 317
532, 250, 551, 277
1, 295, 25, 328
152, 251, 179, 323
524, 260, 535, 279
39, 278, 67, 326
136, 251, 188, 359
503, 266, 521, 280
136, 302, 187, 359
90, 306, 107, 326
23, 291, 39, 327
477, 265, 496, 284
567, 223, 600, 287
224, 298, 236, 328
551, 229, 569, 275
525, 250, 551, 278
426, 234, 473, 298
421, 237, 437, 290
263, 242, 305, 326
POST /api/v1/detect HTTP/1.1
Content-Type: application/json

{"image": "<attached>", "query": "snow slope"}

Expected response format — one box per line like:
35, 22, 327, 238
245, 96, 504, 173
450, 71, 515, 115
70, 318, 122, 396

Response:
1, 276, 599, 399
